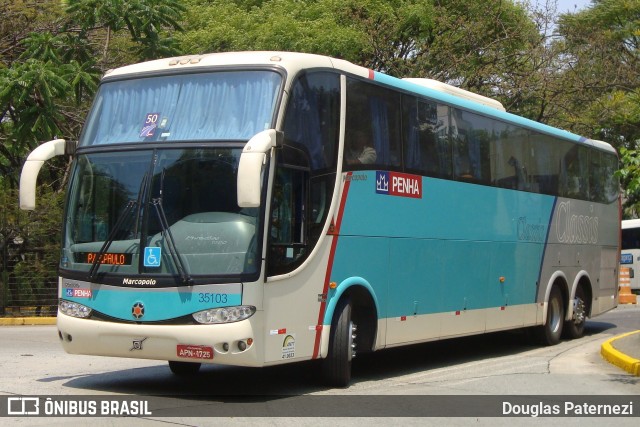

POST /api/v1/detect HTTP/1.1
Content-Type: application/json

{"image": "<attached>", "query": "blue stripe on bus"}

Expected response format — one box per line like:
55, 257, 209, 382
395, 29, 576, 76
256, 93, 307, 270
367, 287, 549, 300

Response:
65, 290, 242, 322
328, 173, 555, 320
536, 196, 558, 294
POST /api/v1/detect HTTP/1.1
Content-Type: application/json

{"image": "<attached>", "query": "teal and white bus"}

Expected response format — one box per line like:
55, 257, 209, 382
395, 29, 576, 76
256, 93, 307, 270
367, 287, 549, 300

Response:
20, 52, 620, 386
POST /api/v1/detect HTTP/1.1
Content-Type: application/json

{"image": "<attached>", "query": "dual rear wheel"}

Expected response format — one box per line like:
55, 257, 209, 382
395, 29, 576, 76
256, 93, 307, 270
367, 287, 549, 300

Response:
536, 285, 587, 346
564, 286, 587, 339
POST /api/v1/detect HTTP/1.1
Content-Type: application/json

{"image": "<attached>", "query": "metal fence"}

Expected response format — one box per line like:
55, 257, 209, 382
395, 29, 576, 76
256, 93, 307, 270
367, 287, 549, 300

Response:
2, 280, 57, 317
2, 185, 61, 318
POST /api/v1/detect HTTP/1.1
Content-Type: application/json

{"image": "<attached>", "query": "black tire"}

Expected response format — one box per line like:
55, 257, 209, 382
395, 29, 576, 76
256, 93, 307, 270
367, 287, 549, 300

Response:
535, 286, 565, 346
322, 297, 355, 387
563, 286, 587, 339
168, 361, 201, 376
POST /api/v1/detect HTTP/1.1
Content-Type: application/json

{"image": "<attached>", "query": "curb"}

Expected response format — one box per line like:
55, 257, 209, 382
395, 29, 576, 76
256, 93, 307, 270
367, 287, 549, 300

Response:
601, 330, 640, 376
0, 317, 57, 326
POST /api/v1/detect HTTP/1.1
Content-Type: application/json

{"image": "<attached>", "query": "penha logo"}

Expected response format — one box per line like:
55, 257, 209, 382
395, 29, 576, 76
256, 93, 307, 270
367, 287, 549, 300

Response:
376, 171, 422, 199
376, 171, 389, 193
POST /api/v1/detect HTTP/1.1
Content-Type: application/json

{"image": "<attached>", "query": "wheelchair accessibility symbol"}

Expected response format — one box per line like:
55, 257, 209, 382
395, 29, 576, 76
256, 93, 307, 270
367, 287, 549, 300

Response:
144, 247, 162, 267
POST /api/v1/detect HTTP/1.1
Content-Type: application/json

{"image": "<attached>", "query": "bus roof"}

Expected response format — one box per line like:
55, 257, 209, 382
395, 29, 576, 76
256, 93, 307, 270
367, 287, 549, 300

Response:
622, 219, 640, 229
402, 78, 506, 112
103, 51, 370, 81
102, 51, 616, 155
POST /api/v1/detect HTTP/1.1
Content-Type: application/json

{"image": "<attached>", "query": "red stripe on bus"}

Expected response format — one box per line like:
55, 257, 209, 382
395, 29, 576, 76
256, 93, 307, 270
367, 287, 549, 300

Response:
368, 69, 375, 80
312, 172, 352, 359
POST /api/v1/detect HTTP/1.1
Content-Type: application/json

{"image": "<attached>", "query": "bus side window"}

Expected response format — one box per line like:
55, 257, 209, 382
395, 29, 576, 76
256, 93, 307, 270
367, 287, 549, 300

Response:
268, 165, 309, 275
345, 78, 401, 170
589, 150, 604, 202
402, 96, 451, 178
492, 124, 528, 191
561, 145, 590, 200
283, 72, 339, 170
602, 152, 619, 204
451, 108, 491, 184
275, 71, 340, 276
528, 132, 561, 196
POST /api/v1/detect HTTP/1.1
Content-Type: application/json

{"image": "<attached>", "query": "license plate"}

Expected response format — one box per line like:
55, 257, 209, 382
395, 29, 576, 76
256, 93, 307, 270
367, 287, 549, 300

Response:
176, 344, 214, 360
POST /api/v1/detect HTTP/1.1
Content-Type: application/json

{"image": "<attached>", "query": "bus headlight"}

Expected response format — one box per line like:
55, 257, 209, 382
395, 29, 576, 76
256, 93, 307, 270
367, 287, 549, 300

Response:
59, 300, 92, 318
193, 306, 256, 324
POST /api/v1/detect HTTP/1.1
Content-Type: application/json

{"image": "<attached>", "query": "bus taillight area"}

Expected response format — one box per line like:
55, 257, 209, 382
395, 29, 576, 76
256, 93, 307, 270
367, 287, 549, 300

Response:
56, 310, 264, 367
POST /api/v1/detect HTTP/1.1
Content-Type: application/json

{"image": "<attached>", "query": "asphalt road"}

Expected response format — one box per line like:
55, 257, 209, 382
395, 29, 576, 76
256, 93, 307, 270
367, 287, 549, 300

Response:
1, 305, 638, 426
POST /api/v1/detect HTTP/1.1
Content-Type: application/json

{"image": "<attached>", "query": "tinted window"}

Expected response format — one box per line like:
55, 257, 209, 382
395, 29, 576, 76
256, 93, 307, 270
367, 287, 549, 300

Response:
283, 72, 340, 171
622, 227, 640, 250
345, 78, 401, 170
402, 96, 451, 178
451, 109, 492, 184
561, 145, 591, 199
272, 72, 341, 276
491, 124, 528, 190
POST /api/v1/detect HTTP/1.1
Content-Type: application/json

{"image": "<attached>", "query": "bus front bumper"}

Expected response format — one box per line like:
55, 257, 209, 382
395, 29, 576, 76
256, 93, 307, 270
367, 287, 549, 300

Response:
56, 311, 264, 367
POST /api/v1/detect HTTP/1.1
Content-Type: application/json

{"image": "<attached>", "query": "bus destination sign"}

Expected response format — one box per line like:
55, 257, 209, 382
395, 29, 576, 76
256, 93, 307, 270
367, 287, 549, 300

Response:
77, 252, 133, 266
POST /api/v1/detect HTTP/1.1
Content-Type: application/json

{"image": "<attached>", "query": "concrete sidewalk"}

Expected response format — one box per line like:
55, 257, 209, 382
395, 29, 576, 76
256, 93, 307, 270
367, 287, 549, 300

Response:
1, 315, 639, 376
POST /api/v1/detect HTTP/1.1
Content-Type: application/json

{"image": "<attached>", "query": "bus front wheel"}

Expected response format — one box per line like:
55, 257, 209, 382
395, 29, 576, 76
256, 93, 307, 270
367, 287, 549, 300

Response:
168, 360, 201, 376
322, 297, 356, 387
535, 286, 564, 346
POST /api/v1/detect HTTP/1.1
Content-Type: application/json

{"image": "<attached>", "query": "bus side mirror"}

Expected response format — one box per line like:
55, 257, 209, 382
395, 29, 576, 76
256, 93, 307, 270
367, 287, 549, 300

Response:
237, 130, 282, 208
20, 138, 67, 210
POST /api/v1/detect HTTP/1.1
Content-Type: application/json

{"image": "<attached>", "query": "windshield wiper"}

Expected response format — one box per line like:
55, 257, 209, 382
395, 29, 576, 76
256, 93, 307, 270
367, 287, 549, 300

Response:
150, 197, 193, 284
88, 172, 148, 281
149, 168, 192, 284
88, 199, 137, 280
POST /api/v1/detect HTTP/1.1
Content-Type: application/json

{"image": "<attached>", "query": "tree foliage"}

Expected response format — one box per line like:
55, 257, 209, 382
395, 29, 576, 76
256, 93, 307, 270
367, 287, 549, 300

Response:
551, 0, 640, 215
177, 1, 539, 99
1, 0, 640, 309
0, 187, 63, 309
0, 0, 185, 188
556, 0, 640, 140
0, 0, 185, 309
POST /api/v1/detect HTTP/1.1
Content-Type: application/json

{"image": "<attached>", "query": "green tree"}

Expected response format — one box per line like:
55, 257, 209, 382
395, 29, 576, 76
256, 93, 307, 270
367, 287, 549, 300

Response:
65, 0, 185, 61
1, 185, 64, 312
177, 1, 540, 104
555, 0, 640, 216
178, 0, 369, 59
0, 0, 186, 188
0, 0, 185, 312
556, 0, 640, 140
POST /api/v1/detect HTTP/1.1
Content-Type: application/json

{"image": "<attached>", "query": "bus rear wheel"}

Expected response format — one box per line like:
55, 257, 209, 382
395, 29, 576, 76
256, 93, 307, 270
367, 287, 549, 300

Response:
563, 286, 587, 339
322, 297, 356, 387
535, 286, 564, 346
168, 361, 201, 376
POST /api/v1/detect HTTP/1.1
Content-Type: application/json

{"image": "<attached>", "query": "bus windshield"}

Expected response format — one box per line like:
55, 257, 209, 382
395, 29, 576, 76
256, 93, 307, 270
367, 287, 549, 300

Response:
79, 70, 282, 146
62, 148, 260, 280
